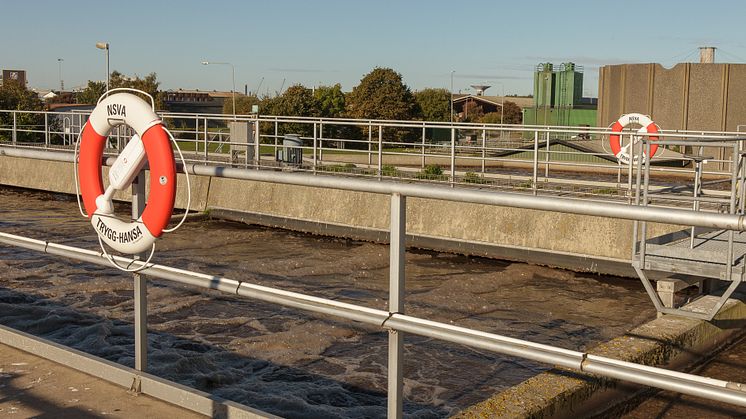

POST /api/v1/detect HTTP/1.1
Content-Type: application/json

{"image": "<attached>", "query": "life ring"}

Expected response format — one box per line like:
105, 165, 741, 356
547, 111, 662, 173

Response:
78, 93, 176, 254
609, 113, 659, 165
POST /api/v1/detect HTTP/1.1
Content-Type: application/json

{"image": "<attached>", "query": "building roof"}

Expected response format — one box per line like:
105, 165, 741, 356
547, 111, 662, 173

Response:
452, 95, 534, 109
165, 89, 243, 99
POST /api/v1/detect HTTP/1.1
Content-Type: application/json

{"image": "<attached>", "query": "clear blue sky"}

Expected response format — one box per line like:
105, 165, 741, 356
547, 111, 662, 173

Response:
2, 0, 745, 97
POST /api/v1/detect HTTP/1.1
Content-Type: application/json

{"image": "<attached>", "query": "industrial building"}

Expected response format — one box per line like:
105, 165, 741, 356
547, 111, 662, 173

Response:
522, 62, 597, 127
597, 48, 746, 133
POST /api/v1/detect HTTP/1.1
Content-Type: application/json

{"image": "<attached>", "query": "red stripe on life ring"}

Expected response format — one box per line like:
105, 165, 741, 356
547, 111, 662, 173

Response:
78, 121, 106, 217
609, 121, 624, 156
644, 122, 660, 157
140, 125, 176, 237
608, 115, 660, 161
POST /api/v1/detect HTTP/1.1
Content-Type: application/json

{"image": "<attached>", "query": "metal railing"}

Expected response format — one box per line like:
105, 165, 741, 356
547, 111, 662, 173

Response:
2, 109, 746, 202
632, 134, 746, 320
2, 147, 746, 417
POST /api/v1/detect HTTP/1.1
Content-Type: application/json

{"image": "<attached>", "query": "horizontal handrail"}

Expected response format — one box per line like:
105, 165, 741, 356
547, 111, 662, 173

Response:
1, 230, 745, 407
1, 145, 744, 231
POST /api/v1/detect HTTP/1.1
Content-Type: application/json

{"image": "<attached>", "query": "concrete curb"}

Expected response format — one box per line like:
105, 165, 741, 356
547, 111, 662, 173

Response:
453, 294, 746, 418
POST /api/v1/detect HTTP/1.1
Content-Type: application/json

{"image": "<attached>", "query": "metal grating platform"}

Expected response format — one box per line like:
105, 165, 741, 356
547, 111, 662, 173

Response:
637, 229, 746, 281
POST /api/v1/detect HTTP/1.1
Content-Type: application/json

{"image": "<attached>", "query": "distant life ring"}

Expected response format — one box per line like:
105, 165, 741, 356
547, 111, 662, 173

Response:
609, 113, 659, 165
78, 92, 176, 254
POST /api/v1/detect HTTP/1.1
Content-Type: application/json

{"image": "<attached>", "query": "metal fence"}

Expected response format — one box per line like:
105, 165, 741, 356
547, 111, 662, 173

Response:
2, 108, 746, 203
2, 146, 746, 417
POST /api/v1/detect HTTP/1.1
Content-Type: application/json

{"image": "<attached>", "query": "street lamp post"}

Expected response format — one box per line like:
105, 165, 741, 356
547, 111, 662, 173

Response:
57, 58, 64, 91
95, 42, 110, 92
450, 70, 455, 123
202, 61, 236, 120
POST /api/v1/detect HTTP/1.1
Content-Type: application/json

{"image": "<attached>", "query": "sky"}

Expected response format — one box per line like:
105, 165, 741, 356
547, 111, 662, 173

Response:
2, 0, 745, 97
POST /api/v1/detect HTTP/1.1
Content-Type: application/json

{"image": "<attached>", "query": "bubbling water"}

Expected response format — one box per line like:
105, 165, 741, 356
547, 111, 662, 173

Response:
0, 186, 655, 417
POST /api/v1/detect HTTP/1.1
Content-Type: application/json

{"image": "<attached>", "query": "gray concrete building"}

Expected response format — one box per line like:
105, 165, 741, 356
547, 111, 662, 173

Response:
597, 62, 746, 133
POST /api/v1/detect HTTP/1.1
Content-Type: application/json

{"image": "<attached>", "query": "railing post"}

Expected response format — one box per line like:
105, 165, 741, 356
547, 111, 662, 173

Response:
194, 116, 200, 155
132, 171, 147, 372
368, 122, 373, 167
313, 123, 318, 173
318, 121, 323, 163
387, 193, 406, 419
203, 117, 208, 163
378, 125, 383, 179
627, 132, 634, 203
481, 127, 486, 174
274, 119, 279, 151
544, 130, 550, 178
421, 123, 426, 168
12, 112, 17, 145
533, 131, 539, 194
450, 127, 456, 186
44, 113, 49, 148
254, 118, 261, 169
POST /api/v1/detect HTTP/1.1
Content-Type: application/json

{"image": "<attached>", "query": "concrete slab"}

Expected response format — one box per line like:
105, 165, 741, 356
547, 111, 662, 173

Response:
0, 343, 206, 418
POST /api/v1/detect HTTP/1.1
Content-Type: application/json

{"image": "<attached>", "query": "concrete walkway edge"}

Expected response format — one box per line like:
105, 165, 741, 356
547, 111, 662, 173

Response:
0, 325, 279, 419
453, 294, 746, 418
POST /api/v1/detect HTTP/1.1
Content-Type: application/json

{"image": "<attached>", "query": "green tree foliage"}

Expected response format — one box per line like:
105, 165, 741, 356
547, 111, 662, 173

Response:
346, 68, 417, 121
222, 94, 260, 115
261, 84, 319, 137
269, 84, 319, 118
314, 84, 346, 118
479, 112, 501, 124
0, 80, 46, 142
76, 72, 163, 109
76, 81, 107, 105
314, 84, 359, 145
414, 88, 451, 122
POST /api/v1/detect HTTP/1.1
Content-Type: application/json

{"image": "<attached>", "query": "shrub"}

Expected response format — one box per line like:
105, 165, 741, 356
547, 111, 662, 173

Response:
464, 171, 487, 184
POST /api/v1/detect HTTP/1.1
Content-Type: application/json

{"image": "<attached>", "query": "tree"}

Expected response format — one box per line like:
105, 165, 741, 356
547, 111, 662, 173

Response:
222, 94, 260, 115
460, 101, 484, 123
346, 68, 417, 121
414, 88, 451, 122
314, 84, 345, 118
262, 84, 319, 137
0, 80, 46, 143
76, 81, 106, 105
76, 71, 163, 109
314, 84, 359, 146
479, 112, 502, 124
270, 84, 319, 118
501, 101, 523, 124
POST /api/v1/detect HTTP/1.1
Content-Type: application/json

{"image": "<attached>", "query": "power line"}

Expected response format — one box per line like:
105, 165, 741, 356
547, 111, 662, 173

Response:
664, 47, 700, 64
717, 48, 746, 63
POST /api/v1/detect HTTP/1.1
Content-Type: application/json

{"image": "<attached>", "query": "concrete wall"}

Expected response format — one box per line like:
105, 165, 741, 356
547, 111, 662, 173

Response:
0, 155, 683, 276
598, 63, 746, 132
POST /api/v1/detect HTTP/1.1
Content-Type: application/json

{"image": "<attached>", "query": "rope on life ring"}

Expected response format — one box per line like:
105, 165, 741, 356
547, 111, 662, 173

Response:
78, 92, 176, 255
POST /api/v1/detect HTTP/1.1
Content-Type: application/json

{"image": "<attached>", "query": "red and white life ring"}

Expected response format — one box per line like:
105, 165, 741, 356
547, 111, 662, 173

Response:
609, 113, 659, 165
78, 93, 176, 254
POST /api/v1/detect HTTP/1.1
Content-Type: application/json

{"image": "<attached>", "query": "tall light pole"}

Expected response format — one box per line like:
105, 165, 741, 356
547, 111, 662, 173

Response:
57, 58, 64, 91
450, 70, 455, 123
95, 42, 110, 92
202, 61, 236, 120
